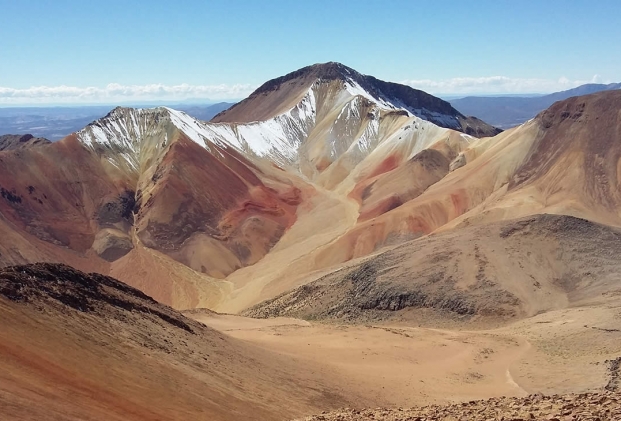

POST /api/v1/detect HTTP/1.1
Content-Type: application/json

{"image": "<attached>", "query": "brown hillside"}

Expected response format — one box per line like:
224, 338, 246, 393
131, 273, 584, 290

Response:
0, 263, 359, 421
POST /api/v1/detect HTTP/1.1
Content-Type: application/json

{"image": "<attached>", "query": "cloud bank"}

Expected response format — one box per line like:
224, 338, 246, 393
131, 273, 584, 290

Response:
401, 75, 607, 95
0, 75, 612, 104
0, 83, 256, 105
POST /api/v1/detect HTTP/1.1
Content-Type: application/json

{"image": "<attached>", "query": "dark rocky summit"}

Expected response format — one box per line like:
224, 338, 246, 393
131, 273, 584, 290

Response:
0, 134, 51, 151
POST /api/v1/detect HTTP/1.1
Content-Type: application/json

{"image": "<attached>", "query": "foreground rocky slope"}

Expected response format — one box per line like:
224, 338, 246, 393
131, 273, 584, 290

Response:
0, 263, 356, 421
296, 391, 621, 421
3, 263, 619, 420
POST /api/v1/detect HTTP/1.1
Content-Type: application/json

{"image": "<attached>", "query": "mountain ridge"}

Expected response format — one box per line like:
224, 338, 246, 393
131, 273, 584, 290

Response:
0, 133, 51, 151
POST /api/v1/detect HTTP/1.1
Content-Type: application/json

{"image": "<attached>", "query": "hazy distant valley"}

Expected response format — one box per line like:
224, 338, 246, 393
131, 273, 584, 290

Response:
0, 102, 234, 140
449, 82, 621, 128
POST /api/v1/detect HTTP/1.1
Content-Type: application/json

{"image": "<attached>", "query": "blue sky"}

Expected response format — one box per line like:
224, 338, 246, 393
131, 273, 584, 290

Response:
1, 0, 620, 104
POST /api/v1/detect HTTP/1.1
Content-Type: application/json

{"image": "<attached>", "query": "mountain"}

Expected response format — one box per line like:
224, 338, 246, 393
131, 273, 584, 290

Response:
0, 134, 51, 151
206, 62, 501, 184
213, 62, 501, 137
2, 66, 621, 420
0, 64, 619, 320
450, 82, 621, 129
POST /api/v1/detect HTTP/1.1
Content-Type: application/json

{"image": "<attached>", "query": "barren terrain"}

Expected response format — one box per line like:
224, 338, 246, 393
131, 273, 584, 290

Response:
192, 302, 621, 410
1, 68, 620, 420
0, 264, 360, 420
2, 263, 619, 421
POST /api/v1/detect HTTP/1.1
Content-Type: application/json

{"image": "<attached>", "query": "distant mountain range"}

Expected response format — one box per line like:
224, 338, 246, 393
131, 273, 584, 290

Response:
450, 83, 621, 129
0, 102, 234, 140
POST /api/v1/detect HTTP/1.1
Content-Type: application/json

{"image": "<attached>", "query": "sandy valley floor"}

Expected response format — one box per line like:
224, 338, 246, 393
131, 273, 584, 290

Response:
190, 301, 621, 410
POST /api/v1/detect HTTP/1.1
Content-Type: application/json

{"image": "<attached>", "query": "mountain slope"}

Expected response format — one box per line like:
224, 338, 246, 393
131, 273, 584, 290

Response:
450, 82, 621, 129
244, 214, 621, 323
78, 107, 306, 279
0, 263, 360, 420
215, 89, 621, 313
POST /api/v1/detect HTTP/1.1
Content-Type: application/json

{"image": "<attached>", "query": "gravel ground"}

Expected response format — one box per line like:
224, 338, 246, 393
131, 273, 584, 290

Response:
295, 391, 621, 421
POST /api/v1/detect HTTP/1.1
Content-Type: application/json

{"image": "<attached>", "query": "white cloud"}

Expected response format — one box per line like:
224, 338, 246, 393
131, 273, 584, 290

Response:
400, 75, 609, 95
0, 74, 612, 104
0, 83, 256, 104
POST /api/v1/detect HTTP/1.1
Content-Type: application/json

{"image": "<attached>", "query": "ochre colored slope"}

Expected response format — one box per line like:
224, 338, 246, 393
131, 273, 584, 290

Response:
135, 134, 302, 278
350, 148, 451, 222
500, 90, 621, 225
0, 135, 135, 253
322, 91, 621, 268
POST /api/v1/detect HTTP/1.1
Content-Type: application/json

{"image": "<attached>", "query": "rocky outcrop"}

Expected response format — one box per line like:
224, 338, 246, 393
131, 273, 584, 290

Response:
0, 263, 196, 333
0, 134, 51, 151
295, 391, 621, 421
91, 228, 133, 261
